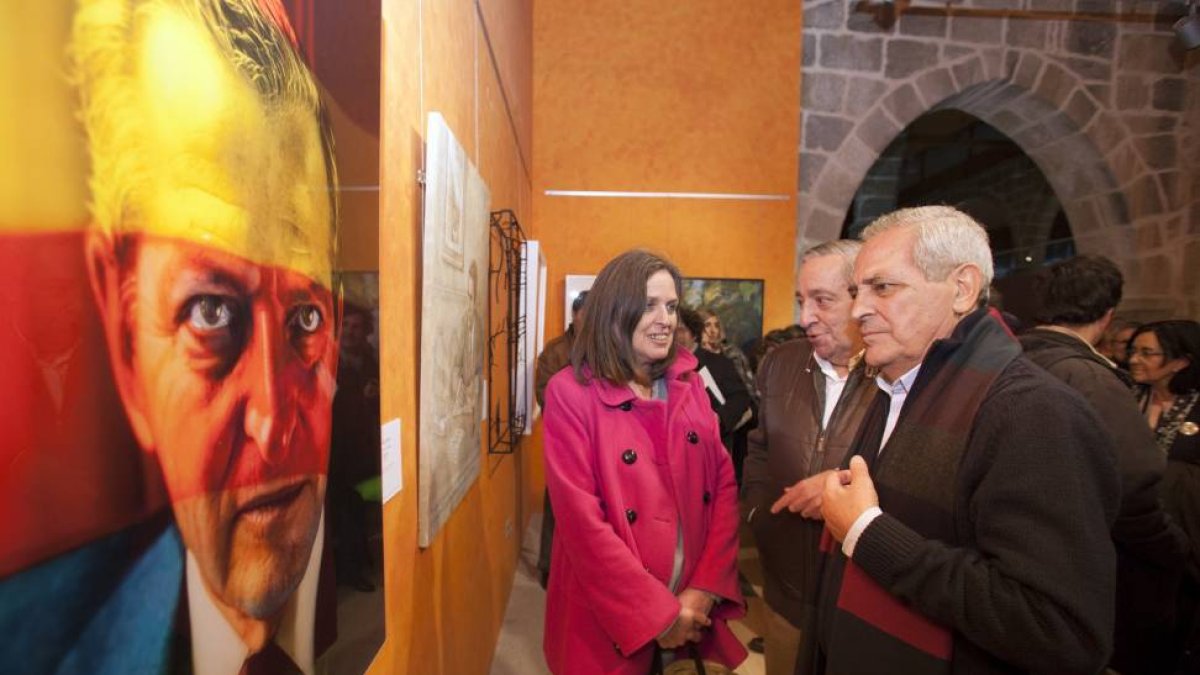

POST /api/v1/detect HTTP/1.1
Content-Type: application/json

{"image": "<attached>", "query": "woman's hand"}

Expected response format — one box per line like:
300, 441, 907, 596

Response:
656, 588, 716, 648
677, 587, 716, 618
656, 605, 712, 649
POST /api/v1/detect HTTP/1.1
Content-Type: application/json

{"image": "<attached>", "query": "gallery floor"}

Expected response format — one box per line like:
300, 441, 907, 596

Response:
489, 519, 768, 675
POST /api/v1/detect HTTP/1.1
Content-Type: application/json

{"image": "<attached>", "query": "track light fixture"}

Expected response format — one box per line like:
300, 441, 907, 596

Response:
1176, 0, 1200, 51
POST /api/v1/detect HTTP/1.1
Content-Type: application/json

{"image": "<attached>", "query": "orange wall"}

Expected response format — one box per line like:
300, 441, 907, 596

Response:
528, 1, 802, 494
532, 0, 802, 335
373, 0, 533, 672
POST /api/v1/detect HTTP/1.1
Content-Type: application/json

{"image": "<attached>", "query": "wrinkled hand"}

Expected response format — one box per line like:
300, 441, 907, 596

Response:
770, 470, 835, 519
678, 587, 716, 618
821, 456, 878, 543
657, 590, 713, 649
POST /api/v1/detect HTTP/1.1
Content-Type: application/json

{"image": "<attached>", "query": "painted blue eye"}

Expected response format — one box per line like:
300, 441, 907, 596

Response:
187, 296, 235, 331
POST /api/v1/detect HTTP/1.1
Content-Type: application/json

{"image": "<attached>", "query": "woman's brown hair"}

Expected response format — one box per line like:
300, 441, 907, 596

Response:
571, 249, 683, 386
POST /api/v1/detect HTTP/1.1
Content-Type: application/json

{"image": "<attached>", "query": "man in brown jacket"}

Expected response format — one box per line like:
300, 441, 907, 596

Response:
742, 241, 875, 675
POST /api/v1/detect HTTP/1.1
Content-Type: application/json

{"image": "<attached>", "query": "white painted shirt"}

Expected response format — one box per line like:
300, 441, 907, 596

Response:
188, 513, 325, 675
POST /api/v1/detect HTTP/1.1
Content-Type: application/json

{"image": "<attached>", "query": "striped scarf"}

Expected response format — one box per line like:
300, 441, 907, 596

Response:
808, 308, 1021, 675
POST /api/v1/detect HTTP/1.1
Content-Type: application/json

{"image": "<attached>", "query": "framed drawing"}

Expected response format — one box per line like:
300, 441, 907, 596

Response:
418, 112, 489, 548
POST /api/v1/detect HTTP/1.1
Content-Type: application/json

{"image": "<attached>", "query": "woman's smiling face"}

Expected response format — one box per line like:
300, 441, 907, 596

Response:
631, 270, 678, 372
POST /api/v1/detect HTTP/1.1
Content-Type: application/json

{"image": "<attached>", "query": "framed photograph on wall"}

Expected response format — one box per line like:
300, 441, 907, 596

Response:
681, 277, 765, 353
564, 274, 596, 331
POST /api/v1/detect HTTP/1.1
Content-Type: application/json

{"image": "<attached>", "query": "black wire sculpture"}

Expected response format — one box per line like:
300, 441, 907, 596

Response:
487, 209, 527, 454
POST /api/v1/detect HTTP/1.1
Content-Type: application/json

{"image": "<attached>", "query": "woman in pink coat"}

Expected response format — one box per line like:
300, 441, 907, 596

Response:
542, 250, 746, 674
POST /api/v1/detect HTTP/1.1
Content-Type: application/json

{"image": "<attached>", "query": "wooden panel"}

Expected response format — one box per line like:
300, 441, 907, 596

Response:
533, 0, 801, 194
478, 0, 533, 174
372, 0, 533, 672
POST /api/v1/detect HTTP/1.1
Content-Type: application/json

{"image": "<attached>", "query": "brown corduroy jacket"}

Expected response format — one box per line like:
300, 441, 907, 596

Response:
740, 338, 875, 627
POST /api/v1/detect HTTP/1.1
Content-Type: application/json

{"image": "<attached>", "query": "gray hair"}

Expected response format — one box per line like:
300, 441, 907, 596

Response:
862, 206, 994, 304
800, 239, 862, 287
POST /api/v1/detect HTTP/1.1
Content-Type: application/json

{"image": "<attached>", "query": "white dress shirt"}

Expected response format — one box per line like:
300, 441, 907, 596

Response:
188, 513, 325, 675
843, 364, 921, 557
813, 354, 849, 430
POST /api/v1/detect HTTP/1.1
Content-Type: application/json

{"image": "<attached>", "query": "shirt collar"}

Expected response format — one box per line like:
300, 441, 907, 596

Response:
813, 353, 848, 384
1037, 325, 1119, 369
876, 363, 921, 397
187, 512, 325, 675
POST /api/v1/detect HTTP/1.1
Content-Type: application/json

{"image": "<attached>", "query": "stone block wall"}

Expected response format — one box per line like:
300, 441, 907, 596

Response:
798, 0, 1200, 318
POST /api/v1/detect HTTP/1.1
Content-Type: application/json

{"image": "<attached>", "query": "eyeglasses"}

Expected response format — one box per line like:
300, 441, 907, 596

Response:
1126, 348, 1165, 360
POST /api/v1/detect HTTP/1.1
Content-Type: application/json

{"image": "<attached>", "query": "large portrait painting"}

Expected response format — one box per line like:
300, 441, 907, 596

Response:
418, 112, 490, 548
0, 0, 384, 671
681, 278, 765, 352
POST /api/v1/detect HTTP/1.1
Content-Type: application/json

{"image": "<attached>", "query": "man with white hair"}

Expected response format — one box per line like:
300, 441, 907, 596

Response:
741, 240, 876, 675
804, 206, 1120, 674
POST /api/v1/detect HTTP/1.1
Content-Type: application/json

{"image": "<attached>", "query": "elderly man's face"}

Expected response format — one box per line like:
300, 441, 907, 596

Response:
851, 227, 963, 382
92, 5, 336, 621
797, 254, 860, 366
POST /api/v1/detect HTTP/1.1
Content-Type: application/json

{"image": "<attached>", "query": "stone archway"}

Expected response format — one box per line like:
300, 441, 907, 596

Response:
796, 0, 1197, 315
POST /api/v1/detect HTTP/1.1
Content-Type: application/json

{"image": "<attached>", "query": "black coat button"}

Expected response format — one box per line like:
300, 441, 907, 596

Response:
686, 431, 699, 444
620, 401, 633, 411
625, 508, 637, 524
703, 491, 711, 504
622, 449, 638, 465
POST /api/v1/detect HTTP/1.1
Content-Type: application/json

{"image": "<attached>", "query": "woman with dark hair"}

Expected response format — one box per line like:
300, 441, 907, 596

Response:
696, 308, 757, 485
676, 306, 753, 462
1128, 319, 1200, 672
541, 250, 745, 674
697, 309, 757, 405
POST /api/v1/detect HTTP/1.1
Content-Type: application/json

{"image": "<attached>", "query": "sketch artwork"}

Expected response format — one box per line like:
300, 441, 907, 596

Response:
418, 113, 489, 548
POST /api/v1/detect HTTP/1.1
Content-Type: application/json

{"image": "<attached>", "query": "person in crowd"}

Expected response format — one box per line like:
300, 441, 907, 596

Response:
699, 309, 758, 406
541, 250, 745, 674
1128, 319, 1200, 673
698, 309, 757, 484
676, 306, 754, 456
804, 206, 1120, 675
536, 291, 588, 409
533, 290, 587, 588
1020, 255, 1188, 675
747, 326, 806, 373
741, 241, 876, 675
329, 303, 382, 593
1101, 318, 1143, 371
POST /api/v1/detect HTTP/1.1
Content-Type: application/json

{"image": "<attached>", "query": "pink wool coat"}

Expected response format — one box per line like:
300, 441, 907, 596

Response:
542, 349, 746, 675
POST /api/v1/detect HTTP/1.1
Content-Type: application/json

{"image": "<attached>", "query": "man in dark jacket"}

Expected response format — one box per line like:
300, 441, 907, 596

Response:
741, 241, 876, 675
809, 206, 1120, 675
1021, 255, 1188, 675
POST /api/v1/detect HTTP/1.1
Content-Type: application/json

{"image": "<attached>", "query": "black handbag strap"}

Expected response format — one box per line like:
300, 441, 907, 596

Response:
649, 643, 709, 675
687, 644, 708, 675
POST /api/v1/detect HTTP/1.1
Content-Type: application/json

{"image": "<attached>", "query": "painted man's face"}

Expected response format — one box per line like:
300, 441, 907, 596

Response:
89, 4, 337, 621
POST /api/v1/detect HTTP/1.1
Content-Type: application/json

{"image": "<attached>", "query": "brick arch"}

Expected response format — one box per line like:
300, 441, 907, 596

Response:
799, 71, 1134, 266
796, 0, 1199, 318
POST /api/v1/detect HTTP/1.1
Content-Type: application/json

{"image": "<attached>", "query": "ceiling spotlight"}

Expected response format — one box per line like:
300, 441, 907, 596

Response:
1177, 1, 1200, 51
